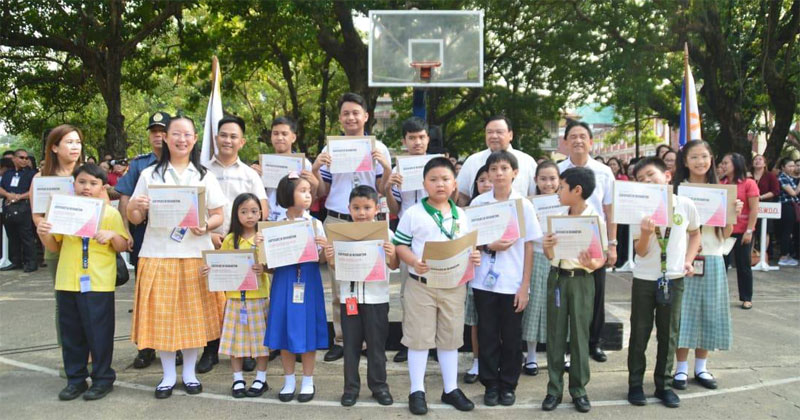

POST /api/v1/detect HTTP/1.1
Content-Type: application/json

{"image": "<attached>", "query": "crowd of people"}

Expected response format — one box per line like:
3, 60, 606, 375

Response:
2, 91, 799, 414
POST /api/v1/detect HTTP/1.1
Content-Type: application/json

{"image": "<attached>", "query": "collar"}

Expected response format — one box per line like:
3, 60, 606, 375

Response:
565, 155, 593, 169
484, 144, 515, 155
210, 155, 242, 168
421, 197, 459, 220
166, 161, 198, 174
282, 210, 312, 221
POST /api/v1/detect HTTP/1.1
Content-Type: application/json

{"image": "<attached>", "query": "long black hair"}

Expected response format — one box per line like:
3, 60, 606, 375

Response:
471, 164, 490, 200
722, 152, 747, 183
152, 115, 207, 181
672, 140, 718, 192
229, 193, 262, 249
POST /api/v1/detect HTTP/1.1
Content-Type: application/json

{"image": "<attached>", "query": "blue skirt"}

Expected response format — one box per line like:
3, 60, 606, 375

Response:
264, 261, 329, 354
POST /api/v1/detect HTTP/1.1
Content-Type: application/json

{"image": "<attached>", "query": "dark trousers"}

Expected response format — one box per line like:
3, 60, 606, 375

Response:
779, 203, 797, 257
731, 233, 754, 302
627, 278, 684, 390
340, 302, 389, 394
473, 288, 523, 391
3, 203, 36, 267
56, 291, 116, 386
589, 268, 605, 347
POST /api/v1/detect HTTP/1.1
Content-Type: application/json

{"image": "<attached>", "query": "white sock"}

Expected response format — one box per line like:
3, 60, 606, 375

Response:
437, 349, 458, 394
158, 351, 177, 388
181, 348, 200, 384
526, 342, 538, 364
467, 357, 479, 375
408, 349, 428, 393
301, 375, 314, 394
232, 371, 245, 389
695, 358, 712, 378
281, 374, 296, 394
256, 370, 267, 383
675, 360, 689, 378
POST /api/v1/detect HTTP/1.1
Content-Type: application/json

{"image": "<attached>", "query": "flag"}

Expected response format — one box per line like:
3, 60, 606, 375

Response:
679, 43, 701, 147
200, 56, 223, 168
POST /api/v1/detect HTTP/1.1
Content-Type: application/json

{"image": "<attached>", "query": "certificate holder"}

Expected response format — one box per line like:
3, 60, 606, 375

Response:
258, 220, 319, 268
31, 176, 74, 214
677, 183, 737, 226
326, 136, 376, 174
528, 194, 569, 226
326, 220, 390, 282
202, 249, 259, 292
395, 154, 442, 192
421, 230, 478, 289
148, 185, 207, 228
547, 215, 607, 260
259, 153, 306, 189
612, 181, 673, 226
464, 198, 526, 246
45, 194, 105, 238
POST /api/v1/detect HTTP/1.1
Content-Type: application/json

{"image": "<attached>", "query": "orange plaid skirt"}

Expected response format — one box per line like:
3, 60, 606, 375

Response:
132, 258, 226, 351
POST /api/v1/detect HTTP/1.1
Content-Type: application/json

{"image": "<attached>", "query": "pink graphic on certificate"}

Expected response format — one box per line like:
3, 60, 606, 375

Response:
178, 195, 200, 227
355, 152, 373, 172
364, 245, 387, 281
651, 190, 669, 226
298, 225, 319, 263
239, 268, 258, 291
706, 201, 726, 226
587, 223, 604, 259
500, 209, 521, 241
459, 260, 475, 285
75, 213, 100, 238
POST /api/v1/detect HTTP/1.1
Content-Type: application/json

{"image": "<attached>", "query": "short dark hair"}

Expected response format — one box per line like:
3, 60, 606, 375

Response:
2, 150, 14, 157
561, 167, 595, 199
338, 92, 367, 112
276, 174, 308, 209
564, 120, 593, 140
485, 115, 512, 132
485, 149, 518, 170
271, 116, 297, 133
349, 185, 379, 204
777, 157, 794, 170
632, 156, 667, 179
0, 157, 14, 170
423, 156, 456, 178
73, 163, 108, 185
218, 115, 246, 134
655, 144, 674, 158
402, 117, 428, 137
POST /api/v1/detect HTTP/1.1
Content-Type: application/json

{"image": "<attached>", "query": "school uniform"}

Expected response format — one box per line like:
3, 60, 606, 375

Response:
470, 190, 542, 392
522, 227, 560, 344
206, 156, 268, 234
130, 163, 228, 351
54, 205, 129, 387
266, 157, 312, 222
629, 195, 699, 391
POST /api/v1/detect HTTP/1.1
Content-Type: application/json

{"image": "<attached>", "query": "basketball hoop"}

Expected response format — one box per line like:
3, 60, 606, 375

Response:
410, 61, 442, 81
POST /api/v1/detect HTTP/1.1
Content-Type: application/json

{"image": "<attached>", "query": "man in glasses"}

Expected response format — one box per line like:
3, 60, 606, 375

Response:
0, 149, 37, 272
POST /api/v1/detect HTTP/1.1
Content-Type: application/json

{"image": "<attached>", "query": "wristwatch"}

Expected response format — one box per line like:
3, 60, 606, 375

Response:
745, 229, 753, 234
608, 239, 618, 246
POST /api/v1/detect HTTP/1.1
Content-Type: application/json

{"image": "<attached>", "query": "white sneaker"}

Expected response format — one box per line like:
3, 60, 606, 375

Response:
778, 257, 798, 266
788, 258, 799, 266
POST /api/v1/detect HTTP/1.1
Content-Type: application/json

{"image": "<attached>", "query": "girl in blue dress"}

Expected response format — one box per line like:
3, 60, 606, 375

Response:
264, 173, 329, 403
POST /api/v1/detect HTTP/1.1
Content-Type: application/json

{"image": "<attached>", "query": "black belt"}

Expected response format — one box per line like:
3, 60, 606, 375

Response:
550, 267, 590, 277
409, 273, 427, 284
327, 210, 352, 222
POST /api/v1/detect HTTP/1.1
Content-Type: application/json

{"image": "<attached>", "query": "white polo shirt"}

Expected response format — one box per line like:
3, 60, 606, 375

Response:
338, 230, 394, 304
205, 156, 268, 234
266, 157, 313, 221
632, 195, 700, 280
456, 145, 538, 198
470, 190, 543, 295
393, 199, 471, 278
557, 156, 614, 221
133, 162, 228, 258
390, 179, 428, 219
319, 140, 392, 215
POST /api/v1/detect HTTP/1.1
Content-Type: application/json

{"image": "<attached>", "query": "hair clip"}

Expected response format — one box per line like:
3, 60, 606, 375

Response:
288, 171, 300, 179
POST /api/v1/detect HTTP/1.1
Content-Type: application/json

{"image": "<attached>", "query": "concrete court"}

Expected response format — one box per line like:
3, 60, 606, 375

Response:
1, 264, 798, 420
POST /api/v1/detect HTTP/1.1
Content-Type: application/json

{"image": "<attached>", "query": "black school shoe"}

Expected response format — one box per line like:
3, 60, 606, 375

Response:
184, 381, 203, 395
627, 386, 647, 406
695, 372, 718, 389
654, 389, 680, 408
590, 346, 607, 362
246, 379, 268, 397
297, 385, 315, 402
408, 391, 428, 415
196, 351, 218, 374
484, 388, 500, 406
154, 383, 175, 399
58, 382, 88, 401
373, 390, 393, 406
523, 361, 539, 376
573, 395, 591, 413
541, 394, 562, 411
463, 372, 478, 384
341, 392, 358, 407
672, 372, 688, 390
133, 348, 155, 369
83, 383, 113, 401
499, 390, 516, 406
393, 348, 408, 363
231, 380, 247, 398
324, 345, 344, 362
441, 388, 474, 411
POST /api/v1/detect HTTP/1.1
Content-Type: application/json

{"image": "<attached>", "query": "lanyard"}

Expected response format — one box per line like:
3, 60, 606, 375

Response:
82, 237, 90, 270
421, 198, 458, 240
167, 167, 188, 186
655, 226, 672, 275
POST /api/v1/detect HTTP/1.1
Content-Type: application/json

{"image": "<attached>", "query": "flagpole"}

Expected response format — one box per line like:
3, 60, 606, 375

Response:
209, 56, 219, 162
683, 43, 691, 147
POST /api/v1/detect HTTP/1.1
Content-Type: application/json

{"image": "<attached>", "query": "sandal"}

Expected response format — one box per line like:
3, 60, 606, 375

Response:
742, 301, 752, 310
231, 380, 247, 398
694, 371, 718, 389
672, 372, 688, 390
246, 379, 268, 397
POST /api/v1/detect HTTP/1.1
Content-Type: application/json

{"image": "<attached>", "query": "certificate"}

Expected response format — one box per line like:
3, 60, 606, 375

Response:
464, 199, 526, 246
32, 176, 74, 213
259, 220, 319, 268
421, 230, 478, 289
677, 183, 737, 226
203, 250, 259, 292
528, 194, 568, 226
259, 154, 306, 189
612, 181, 672, 226
45, 194, 105, 238
327, 136, 375, 174
548, 215, 606, 260
395, 154, 442, 191
148, 186, 206, 228
333, 240, 388, 282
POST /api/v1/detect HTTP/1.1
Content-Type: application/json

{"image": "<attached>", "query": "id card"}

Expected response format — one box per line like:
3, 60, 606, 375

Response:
554, 286, 561, 308
292, 283, 305, 304
79, 275, 91, 293
239, 305, 248, 325
170, 227, 188, 242
484, 268, 499, 288
345, 296, 359, 315
692, 257, 705, 277
10, 175, 20, 188
656, 277, 673, 306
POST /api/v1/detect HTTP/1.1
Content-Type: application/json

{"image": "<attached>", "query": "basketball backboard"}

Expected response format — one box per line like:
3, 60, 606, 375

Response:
368, 10, 484, 88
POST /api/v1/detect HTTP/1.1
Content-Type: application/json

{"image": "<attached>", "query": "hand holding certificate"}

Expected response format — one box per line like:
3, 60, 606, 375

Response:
259, 220, 319, 268
421, 230, 478, 289
677, 183, 737, 227
327, 136, 375, 174
32, 176, 74, 213
547, 215, 606, 260
612, 181, 672, 226
529, 194, 568, 226
203, 250, 259, 292
464, 199, 526, 246
259, 154, 306, 188
395, 154, 442, 191
45, 194, 105, 238
148, 186, 206, 228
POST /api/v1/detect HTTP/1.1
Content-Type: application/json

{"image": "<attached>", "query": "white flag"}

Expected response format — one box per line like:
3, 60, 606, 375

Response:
200, 56, 223, 168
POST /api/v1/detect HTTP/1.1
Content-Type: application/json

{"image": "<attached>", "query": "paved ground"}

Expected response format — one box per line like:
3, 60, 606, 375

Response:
1, 264, 799, 419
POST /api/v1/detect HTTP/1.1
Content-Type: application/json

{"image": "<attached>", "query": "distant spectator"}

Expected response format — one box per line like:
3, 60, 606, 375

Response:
99, 161, 110, 172
594, 155, 605, 165
454, 160, 463, 176
607, 157, 628, 181
776, 157, 799, 266
0, 149, 37, 272
86, 156, 97, 164
662, 150, 677, 174
2, 150, 14, 158
655, 144, 674, 159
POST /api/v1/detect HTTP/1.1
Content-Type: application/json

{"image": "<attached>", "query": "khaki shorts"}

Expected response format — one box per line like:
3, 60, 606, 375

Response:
401, 276, 466, 350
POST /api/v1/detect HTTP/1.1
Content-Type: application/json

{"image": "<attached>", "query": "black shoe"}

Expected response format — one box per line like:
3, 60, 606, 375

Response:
441, 388, 474, 411
0, 264, 22, 272
361, 348, 368, 357
463, 372, 478, 384
324, 345, 344, 362
654, 389, 680, 408
242, 357, 256, 372
672, 373, 688, 390
590, 346, 607, 362
184, 381, 203, 395
373, 390, 393, 406
231, 380, 247, 398
58, 382, 88, 401
133, 349, 155, 369
484, 388, 499, 406
499, 390, 516, 406
429, 349, 438, 362
83, 383, 113, 401
408, 391, 428, 415
695, 372, 718, 389
196, 352, 218, 374
393, 348, 408, 363
269, 349, 280, 361
154, 384, 174, 399
278, 389, 294, 402
341, 392, 358, 407
175, 350, 183, 366
573, 395, 591, 413
627, 386, 647, 406
23, 265, 38, 273
542, 394, 562, 411
523, 361, 539, 376
246, 380, 268, 397
297, 385, 315, 403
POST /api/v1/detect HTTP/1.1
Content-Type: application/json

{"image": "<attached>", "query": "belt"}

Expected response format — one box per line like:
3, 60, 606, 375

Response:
327, 210, 352, 222
550, 267, 590, 277
409, 273, 427, 284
